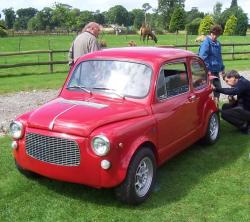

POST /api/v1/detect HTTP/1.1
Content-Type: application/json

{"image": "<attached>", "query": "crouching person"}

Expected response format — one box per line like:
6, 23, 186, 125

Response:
213, 70, 250, 134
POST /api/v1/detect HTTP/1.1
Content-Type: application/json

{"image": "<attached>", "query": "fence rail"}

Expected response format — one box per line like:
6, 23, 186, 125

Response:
1, 43, 250, 73
0, 49, 68, 72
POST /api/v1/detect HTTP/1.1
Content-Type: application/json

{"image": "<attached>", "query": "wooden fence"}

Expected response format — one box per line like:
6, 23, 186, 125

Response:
0, 43, 250, 73
0, 50, 68, 72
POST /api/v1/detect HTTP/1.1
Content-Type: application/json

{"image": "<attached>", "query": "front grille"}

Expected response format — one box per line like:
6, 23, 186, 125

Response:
25, 133, 80, 166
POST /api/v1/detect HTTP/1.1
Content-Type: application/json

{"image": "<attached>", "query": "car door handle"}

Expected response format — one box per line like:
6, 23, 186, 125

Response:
188, 95, 197, 102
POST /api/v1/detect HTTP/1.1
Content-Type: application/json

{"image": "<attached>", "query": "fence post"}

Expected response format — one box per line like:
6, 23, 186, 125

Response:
232, 44, 235, 60
49, 50, 53, 73
185, 32, 188, 50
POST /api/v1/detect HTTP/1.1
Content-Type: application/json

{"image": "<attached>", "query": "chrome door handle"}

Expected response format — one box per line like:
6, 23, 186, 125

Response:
188, 95, 197, 102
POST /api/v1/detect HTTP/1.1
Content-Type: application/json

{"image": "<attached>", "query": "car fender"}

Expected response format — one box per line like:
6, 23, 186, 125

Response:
200, 98, 218, 137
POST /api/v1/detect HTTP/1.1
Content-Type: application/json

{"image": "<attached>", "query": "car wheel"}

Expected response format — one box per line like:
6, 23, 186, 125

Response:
15, 160, 40, 178
202, 112, 220, 145
115, 147, 156, 205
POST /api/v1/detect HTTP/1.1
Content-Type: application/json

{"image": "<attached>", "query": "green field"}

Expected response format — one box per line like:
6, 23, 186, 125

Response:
1, 121, 250, 222
0, 34, 250, 94
0, 34, 250, 221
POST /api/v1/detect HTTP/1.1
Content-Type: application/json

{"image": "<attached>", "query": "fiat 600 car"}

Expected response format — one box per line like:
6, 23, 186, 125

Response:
10, 47, 220, 205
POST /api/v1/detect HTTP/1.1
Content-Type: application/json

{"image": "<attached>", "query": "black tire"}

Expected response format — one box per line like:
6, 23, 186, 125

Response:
115, 147, 156, 205
201, 112, 220, 145
15, 160, 40, 178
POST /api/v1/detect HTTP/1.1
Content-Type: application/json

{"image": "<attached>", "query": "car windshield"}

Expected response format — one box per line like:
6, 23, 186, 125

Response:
67, 60, 152, 98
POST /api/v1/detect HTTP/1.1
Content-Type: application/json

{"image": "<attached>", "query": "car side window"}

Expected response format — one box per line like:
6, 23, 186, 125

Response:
191, 59, 207, 90
157, 62, 189, 99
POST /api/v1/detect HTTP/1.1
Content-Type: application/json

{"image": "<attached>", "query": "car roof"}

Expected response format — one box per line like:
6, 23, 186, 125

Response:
79, 47, 196, 64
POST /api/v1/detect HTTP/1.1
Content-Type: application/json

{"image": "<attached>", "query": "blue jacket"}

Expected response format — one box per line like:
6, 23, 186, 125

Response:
199, 36, 225, 73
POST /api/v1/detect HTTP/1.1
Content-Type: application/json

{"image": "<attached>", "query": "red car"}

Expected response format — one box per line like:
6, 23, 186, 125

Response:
10, 47, 220, 205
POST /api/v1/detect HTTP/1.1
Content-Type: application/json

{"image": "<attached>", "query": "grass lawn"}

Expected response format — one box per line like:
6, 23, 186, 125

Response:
0, 34, 250, 221
0, 121, 250, 222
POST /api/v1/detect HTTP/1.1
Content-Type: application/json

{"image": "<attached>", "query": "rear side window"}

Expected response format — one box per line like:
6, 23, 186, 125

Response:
191, 59, 207, 90
157, 62, 189, 99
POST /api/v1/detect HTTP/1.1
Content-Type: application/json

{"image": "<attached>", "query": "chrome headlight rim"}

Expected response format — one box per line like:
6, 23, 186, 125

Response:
91, 135, 110, 156
9, 121, 24, 139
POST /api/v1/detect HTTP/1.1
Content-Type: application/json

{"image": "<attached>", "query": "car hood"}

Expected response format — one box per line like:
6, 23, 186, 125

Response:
27, 97, 149, 137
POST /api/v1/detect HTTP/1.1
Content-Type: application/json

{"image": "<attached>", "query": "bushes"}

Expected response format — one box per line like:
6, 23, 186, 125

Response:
223, 15, 237, 36
198, 15, 214, 35
0, 27, 8, 37
186, 18, 202, 35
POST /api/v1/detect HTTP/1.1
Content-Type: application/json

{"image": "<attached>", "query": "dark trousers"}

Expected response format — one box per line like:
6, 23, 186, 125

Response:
211, 72, 221, 99
221, 103, 250, 129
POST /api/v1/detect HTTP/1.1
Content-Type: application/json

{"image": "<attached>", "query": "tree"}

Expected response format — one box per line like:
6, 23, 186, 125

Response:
186, 17, 202, 35
213, 2, 222, 24
51, 3, 72, 31
185, 7, 204, 25
14, 7, 38, 30
198, 15, 214, 35
2, 8, 16, 29
142, 3, 152, 24
158, 0, 185, 30
93, 11, 106, 25
223, 15, 237, 35
230, 0, 238, 8
107, 5, 129, 26
220, 6, 248, 35
130, 9, 144, 29
76, 11, 94, 31
169, 6, 185, 33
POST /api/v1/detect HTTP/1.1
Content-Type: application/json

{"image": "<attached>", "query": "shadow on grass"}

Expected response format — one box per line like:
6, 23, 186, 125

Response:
31, 122, 248, 209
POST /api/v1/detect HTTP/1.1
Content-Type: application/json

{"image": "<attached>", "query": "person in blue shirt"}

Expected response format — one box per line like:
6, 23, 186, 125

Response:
199, 25, 225, 103
213, 70, 250, 134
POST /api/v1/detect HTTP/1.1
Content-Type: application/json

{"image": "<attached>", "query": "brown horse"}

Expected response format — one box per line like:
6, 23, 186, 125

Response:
140, 25, 157, 44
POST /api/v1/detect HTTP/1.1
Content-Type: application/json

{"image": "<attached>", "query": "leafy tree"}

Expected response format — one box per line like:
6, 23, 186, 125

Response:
27, 16, 39, 31
230, 0, 238, 8
223, 15, 237, 35
169, 6, 185, 33
15, 7, 38, 29
130, 9, 144, 29
185, 17, 202, 35
76, 11, 94, 30
142, 3, 152, 24
158, 0, 185, 30
93, 11, 106, 25
32, 7, 54, 31
220, 6, 248, 35
51, 3, 72, 31
185, 7, 204, 25
213, 2, 222, 24
2, 8, 16, 29
0, 27, 8, 37
198, 15, 214, 35
234, 11, 248, 36
107, 5, 129, 26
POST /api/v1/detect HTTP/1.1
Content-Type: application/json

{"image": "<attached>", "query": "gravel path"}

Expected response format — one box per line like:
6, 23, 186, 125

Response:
1, 71, 249, 137
0, 89, 59, 136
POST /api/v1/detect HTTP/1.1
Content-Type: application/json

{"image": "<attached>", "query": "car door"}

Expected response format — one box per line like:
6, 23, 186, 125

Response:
189, 57, 210, 127
151, 60, 199, 157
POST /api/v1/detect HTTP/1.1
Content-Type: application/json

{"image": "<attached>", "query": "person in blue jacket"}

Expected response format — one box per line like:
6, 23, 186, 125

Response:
213, 70, 250, 134
199, 25, 225, 102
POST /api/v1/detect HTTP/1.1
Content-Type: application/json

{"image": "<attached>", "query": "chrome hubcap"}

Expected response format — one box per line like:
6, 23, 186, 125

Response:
209, 114, 219, 140
134, 157, 153, 197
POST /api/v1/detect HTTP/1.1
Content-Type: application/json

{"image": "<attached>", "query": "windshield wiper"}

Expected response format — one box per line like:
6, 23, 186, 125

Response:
92, 87, 125, 99
66, 85, 91, 94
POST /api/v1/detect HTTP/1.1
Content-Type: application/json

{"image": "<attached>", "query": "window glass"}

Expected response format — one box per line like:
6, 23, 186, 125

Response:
191, 59, 207, 89
156, 62, 189, 99
67, 60, 152, 98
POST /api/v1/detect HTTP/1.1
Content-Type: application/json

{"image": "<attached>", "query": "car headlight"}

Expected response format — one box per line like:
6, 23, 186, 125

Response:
9, 121, 24, 139
91, 135, 110, 156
